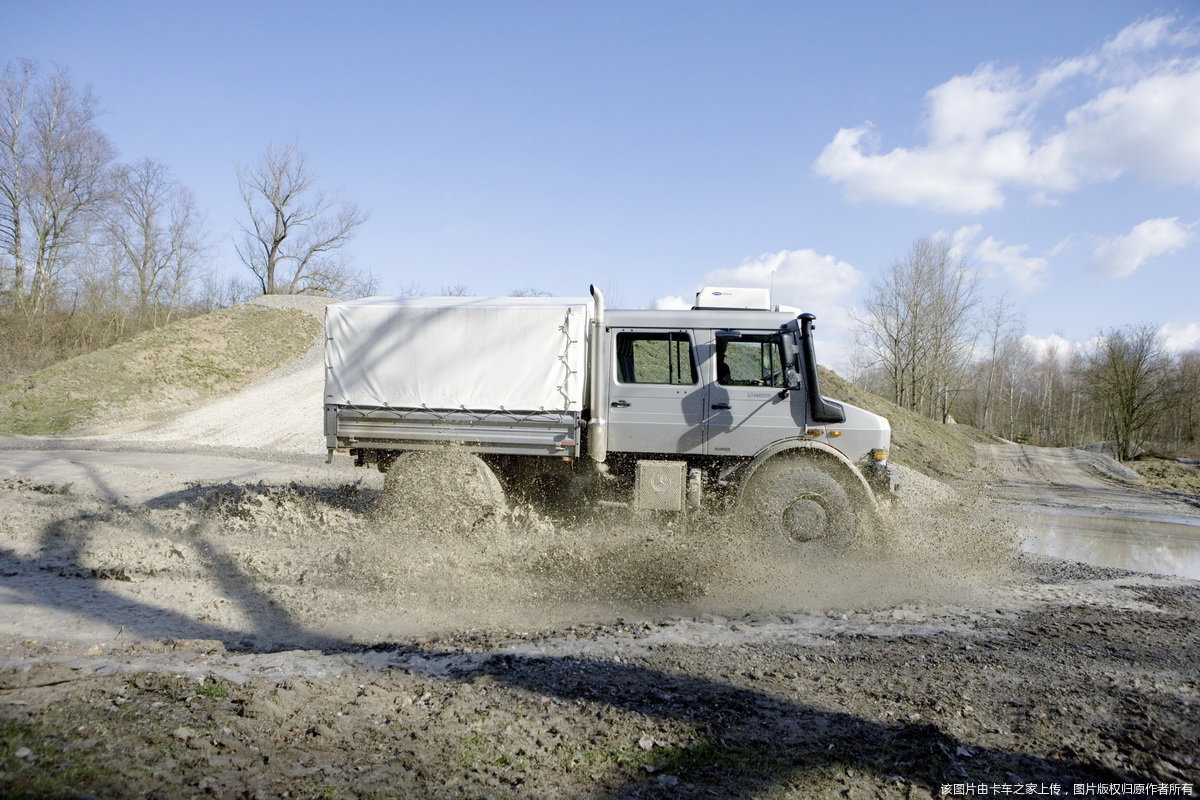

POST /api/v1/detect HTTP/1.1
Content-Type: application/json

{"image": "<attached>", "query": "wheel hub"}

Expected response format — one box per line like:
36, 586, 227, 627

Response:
781, 495, 827, 542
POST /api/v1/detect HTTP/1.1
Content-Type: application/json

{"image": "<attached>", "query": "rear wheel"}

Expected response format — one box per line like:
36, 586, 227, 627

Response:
377, 449, 507, 533
738, 459, 857, 552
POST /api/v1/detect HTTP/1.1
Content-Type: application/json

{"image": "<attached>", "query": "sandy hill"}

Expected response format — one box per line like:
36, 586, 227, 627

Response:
0, 296, 325, 442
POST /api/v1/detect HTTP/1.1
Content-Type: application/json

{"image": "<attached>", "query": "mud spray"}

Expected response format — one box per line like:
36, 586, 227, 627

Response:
5, 453, 1019, 647
204, 452, 1019, 642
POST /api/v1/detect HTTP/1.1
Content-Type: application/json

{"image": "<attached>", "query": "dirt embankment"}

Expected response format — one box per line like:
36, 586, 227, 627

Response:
0, 298, 323, 438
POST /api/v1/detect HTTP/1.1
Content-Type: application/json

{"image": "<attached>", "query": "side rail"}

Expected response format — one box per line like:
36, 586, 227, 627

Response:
326, 405, 581, 458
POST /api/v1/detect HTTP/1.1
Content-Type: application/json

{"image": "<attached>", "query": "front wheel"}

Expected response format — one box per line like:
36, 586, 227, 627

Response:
738, 459, 858, 552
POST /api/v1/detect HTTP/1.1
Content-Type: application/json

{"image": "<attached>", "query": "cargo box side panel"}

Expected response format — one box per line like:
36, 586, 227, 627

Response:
325, 297, 590, 413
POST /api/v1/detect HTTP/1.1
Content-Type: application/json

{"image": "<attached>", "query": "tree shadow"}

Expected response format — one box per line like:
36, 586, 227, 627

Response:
3, 468, 342, 650
0, 473, 1171, 796
443, 650, 1156, 797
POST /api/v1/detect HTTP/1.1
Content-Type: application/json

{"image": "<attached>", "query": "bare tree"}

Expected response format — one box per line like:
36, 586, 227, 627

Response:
1167, 351, 1200, 451
855, 238, 980, 418
1082, 325, 1170, 461
105, 158, 206, 322
25, 69, 113, 314
976, 297, 1024, 432
0, 60, 34, 306
236, 143, 368, 296
0, 61, 112, 314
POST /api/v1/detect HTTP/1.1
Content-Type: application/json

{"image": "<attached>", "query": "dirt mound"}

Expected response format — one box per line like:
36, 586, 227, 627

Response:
819, 366, 999, 478
0, 305, 321, 436
1130, 456, 1200, 496
245, 293, 336, 319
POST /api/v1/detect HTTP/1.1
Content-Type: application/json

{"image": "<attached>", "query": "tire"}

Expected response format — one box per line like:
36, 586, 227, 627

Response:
738, 459, 857, 552
377, 449, 507, 533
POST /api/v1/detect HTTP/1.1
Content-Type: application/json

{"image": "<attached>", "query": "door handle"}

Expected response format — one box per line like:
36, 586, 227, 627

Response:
711, 403, 731, 410
611, 400, 630, 408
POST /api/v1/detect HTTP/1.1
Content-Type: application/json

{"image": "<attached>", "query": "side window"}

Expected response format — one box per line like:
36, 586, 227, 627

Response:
717, 334, 785, 387
616, 332, 698, 385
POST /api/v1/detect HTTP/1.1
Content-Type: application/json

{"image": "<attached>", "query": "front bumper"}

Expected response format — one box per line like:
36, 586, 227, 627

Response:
864, 459, 900, 498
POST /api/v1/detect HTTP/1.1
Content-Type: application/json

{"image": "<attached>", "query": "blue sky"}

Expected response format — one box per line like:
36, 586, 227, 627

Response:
5, 0, 1198, 368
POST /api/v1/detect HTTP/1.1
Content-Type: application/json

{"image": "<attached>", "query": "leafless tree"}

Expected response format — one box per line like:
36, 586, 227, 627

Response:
0, 61, 112, 314
1166, 351, 1200, 450
510, 287, 551, 297
0, 60, 34, 306
236, 143, 368, 296
855, 238, 980, 419
1082, 325, 1171, 461
105, 158, 207, 323
440, 284, 471, 296
976, 297, 1024, 432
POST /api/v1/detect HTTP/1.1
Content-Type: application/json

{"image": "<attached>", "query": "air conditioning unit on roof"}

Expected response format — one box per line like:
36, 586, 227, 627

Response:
693, 287, 772, 311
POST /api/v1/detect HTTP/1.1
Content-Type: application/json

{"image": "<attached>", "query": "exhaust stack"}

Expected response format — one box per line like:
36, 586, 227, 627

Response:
587, 285, 609, 464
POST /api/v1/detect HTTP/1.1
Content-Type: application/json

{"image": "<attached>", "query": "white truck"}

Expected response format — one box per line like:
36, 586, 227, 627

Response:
324, 286, 895, 548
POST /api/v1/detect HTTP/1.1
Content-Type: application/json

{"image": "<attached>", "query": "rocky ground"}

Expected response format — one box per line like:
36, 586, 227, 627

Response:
0, 440, 1197, 799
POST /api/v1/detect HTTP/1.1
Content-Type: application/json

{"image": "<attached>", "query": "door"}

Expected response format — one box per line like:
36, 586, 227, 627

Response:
703, 329, 809, 456
606, 328, 708, 454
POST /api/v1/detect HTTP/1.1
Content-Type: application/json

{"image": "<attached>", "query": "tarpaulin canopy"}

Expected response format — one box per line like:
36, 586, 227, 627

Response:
324, 296, 591, 413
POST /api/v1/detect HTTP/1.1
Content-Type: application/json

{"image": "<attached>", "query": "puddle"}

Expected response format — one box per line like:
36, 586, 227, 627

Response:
1015, 508, 1200, 580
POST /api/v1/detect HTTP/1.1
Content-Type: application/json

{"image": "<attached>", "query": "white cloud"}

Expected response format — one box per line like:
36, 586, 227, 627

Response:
1047, 236, 1075, 257
1021, 333, 1085, 363
1161, 321, 1200, 352
1092, 217, 1193, 277
703, 249, 864, 315
941, 224, 982, 260
937, 225, 1049, 291
651, 295, 690, 310
814, 16, 1200, 212
1021, 322, 1200, 360
654, 249, 864, 370
976, 236, 1049, 291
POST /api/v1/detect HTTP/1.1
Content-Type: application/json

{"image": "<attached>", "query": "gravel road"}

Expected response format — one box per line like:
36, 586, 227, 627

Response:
0, 436, 1196, 797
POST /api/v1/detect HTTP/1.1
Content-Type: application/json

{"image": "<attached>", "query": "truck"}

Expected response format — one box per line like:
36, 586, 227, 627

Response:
324, 286, 896, 549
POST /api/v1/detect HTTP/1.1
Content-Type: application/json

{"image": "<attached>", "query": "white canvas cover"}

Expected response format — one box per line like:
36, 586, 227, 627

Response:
325, 296, 591, 413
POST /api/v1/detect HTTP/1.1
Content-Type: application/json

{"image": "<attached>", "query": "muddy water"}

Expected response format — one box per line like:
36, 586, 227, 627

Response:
1015, 509, 1200, 580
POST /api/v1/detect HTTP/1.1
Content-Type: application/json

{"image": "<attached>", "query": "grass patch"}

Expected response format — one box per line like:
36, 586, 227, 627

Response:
196, 678, 232, 698
0, 305, 320, 435
1128, 456, 1200, 497
648, 737, 792, 784
0, 719, 113, 798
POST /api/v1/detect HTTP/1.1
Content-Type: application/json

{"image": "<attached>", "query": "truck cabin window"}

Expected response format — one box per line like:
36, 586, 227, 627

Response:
717, 334, 785, 387
616, 332, 698, 385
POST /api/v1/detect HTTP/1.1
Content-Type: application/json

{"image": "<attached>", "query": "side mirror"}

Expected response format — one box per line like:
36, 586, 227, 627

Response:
780, 334, 801, 389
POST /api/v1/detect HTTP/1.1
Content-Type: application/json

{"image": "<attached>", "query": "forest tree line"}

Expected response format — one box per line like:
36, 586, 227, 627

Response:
854, 238, 1200, 460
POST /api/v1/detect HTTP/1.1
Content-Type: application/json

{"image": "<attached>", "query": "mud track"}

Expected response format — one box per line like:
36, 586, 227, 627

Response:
0, 436, 1196, 797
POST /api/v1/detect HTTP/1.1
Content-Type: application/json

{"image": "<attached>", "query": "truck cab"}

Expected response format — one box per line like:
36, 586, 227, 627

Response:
588, 289, 894, 521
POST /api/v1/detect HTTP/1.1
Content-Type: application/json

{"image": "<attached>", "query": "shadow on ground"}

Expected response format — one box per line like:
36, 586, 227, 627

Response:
0, 477, 1167, 797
